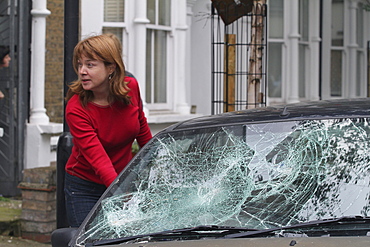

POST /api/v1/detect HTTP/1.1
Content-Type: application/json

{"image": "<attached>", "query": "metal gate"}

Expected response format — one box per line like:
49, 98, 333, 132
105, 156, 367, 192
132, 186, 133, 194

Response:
0, 0, 31, 197
211, 1, 267, 114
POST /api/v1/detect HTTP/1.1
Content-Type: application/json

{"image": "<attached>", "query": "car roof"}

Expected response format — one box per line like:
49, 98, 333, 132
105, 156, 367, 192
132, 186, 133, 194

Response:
167, 98, 370, 131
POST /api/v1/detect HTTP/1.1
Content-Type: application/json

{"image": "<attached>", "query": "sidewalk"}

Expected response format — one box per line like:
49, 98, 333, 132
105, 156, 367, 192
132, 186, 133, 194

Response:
0, 235, 51, 247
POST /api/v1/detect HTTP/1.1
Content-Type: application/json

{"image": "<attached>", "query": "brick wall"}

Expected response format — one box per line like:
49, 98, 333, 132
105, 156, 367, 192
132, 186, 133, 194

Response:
45, 0, 64, 124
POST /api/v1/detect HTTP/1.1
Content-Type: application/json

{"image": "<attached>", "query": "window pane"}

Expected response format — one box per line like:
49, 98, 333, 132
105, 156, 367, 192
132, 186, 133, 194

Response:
158, 0, 171, 26
299, 0, 309, 42
299, 44, 306, 98
330, 50, 342, 96
147, 0, 155, 24
357, 3, 364, 47
146, 29, 168, 104
154, 30, 167, 103
331, 0, 344, 46
104, 0, 125, 22
268, 0, 284, 39
102, 28, 123, 55
268, 43, 282, 98
356, 51, 362, 96
146, 30, 153, 103
147, 0, 171, 26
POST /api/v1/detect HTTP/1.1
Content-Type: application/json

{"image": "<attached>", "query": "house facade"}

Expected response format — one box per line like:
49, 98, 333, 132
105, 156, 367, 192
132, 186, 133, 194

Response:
0, 0, 369, 196
80, 0, 202, 135
80, 0, 370, 122
266, 0, 369, 105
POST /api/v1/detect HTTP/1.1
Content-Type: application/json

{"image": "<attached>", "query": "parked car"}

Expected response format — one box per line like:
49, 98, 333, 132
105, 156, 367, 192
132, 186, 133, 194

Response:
52, 98, 370, 247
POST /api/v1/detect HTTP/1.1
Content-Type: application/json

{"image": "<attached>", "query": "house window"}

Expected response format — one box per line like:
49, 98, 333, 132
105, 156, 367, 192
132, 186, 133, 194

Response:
267, 0, 284, 98
330, 0, 344, 97
268, 42, 283, 98
298, 44, 307, 98
268, 0, 284, 39
103, 0, 126, 58
356, 2, 365, 97
299, 0, 309, 98
330, 50, 343, 97
146, 29, 167, 104
104, 0, 124, 22
146, 0, 171, 107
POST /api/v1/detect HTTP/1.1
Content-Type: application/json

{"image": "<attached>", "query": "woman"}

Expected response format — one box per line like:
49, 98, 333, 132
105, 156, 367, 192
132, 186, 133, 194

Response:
0, 45, 11, 99
0, 45, 11, 68
64, 34, 152, 227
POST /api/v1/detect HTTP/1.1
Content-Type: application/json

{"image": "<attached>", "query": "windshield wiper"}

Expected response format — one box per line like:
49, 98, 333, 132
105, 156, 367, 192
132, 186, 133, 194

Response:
90, 225, 259, 246
90, 216, 370, 246
224, 216, 370, 239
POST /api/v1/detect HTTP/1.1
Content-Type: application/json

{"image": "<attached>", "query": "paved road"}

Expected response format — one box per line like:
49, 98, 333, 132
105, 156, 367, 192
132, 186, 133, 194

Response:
0, 235, 51, 247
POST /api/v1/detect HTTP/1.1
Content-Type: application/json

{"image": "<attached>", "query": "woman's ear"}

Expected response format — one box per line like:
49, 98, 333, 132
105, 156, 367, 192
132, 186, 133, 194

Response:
108, 64, 116, 74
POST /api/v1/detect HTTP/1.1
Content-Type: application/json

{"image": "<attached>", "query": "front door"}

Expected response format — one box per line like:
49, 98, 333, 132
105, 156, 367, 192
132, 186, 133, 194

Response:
0, 0, 31, 197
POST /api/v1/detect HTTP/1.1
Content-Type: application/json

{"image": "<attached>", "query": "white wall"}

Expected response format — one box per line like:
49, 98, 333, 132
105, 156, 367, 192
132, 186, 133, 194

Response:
80, 0, 104, 38
189, 0, 212, 115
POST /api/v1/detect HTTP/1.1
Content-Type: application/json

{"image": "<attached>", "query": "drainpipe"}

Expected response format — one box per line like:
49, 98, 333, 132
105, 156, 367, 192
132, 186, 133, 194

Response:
56, 0, 79, 229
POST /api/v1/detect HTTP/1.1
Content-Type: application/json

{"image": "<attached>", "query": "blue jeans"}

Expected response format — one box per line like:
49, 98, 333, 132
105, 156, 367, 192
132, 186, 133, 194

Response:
64, 172, 107, 227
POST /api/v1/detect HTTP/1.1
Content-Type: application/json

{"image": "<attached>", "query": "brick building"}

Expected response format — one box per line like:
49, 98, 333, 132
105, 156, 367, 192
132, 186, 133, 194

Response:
45, 0, 64, 124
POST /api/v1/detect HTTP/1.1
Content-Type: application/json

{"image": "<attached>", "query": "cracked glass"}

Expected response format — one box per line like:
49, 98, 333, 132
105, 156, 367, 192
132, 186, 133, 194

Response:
75, 117, 370, 245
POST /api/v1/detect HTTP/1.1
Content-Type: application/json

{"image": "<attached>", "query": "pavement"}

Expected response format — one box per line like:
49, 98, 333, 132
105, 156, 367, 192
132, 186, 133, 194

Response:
0, 235, 51, 247
0, 197, 52, 247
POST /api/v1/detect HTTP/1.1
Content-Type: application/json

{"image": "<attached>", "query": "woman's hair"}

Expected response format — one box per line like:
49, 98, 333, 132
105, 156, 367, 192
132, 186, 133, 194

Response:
103, 33, 123, 56
66, 34, 131, 106
0, 46, 10, 66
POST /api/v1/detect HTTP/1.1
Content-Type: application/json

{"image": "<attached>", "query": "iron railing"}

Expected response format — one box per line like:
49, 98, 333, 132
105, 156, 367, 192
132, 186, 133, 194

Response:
211, 1, 267, 114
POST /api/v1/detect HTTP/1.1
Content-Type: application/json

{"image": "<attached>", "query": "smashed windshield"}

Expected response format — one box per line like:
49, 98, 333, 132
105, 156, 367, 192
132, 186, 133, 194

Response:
75, 118, 370, 245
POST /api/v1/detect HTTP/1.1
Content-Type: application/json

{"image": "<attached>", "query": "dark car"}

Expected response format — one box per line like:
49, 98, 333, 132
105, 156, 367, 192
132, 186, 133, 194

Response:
52, 98, 370, 247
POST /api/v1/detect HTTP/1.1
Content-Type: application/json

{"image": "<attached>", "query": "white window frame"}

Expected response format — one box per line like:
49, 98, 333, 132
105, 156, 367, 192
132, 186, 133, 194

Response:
298, 0, 307, 100
267, 0, 287, 105
322, 0, 368, 99
145, 0, 173, 111
102, 0, 129, 66
81, 0, 177, 112
354, 1, 368, 97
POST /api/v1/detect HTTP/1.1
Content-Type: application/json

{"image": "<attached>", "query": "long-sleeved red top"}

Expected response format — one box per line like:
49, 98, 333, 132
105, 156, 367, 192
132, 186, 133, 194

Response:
65, 76, 152, 187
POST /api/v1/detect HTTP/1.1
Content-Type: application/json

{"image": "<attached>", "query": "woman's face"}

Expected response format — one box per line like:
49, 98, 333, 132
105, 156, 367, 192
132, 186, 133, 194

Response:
77, 55, 113, 93
1, 54, 11, 67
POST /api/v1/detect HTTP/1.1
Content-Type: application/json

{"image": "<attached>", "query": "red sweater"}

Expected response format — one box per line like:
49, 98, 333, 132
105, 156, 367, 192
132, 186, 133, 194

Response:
65, 77, 152, 187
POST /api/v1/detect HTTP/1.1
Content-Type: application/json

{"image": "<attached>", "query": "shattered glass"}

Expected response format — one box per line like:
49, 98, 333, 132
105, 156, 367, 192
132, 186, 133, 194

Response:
75, 118, 370, 245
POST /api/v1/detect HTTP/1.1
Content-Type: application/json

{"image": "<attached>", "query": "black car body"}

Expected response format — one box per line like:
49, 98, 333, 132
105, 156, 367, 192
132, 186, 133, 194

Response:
52, 98, 370, 247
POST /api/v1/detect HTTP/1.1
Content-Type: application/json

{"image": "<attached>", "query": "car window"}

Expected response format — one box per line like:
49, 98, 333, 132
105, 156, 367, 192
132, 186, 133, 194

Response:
75, 118, 370, 245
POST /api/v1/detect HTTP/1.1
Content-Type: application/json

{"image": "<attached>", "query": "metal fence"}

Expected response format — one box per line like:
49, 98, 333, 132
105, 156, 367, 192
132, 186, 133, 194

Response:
211, 1, 267, 114
0, 0, 31, 196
